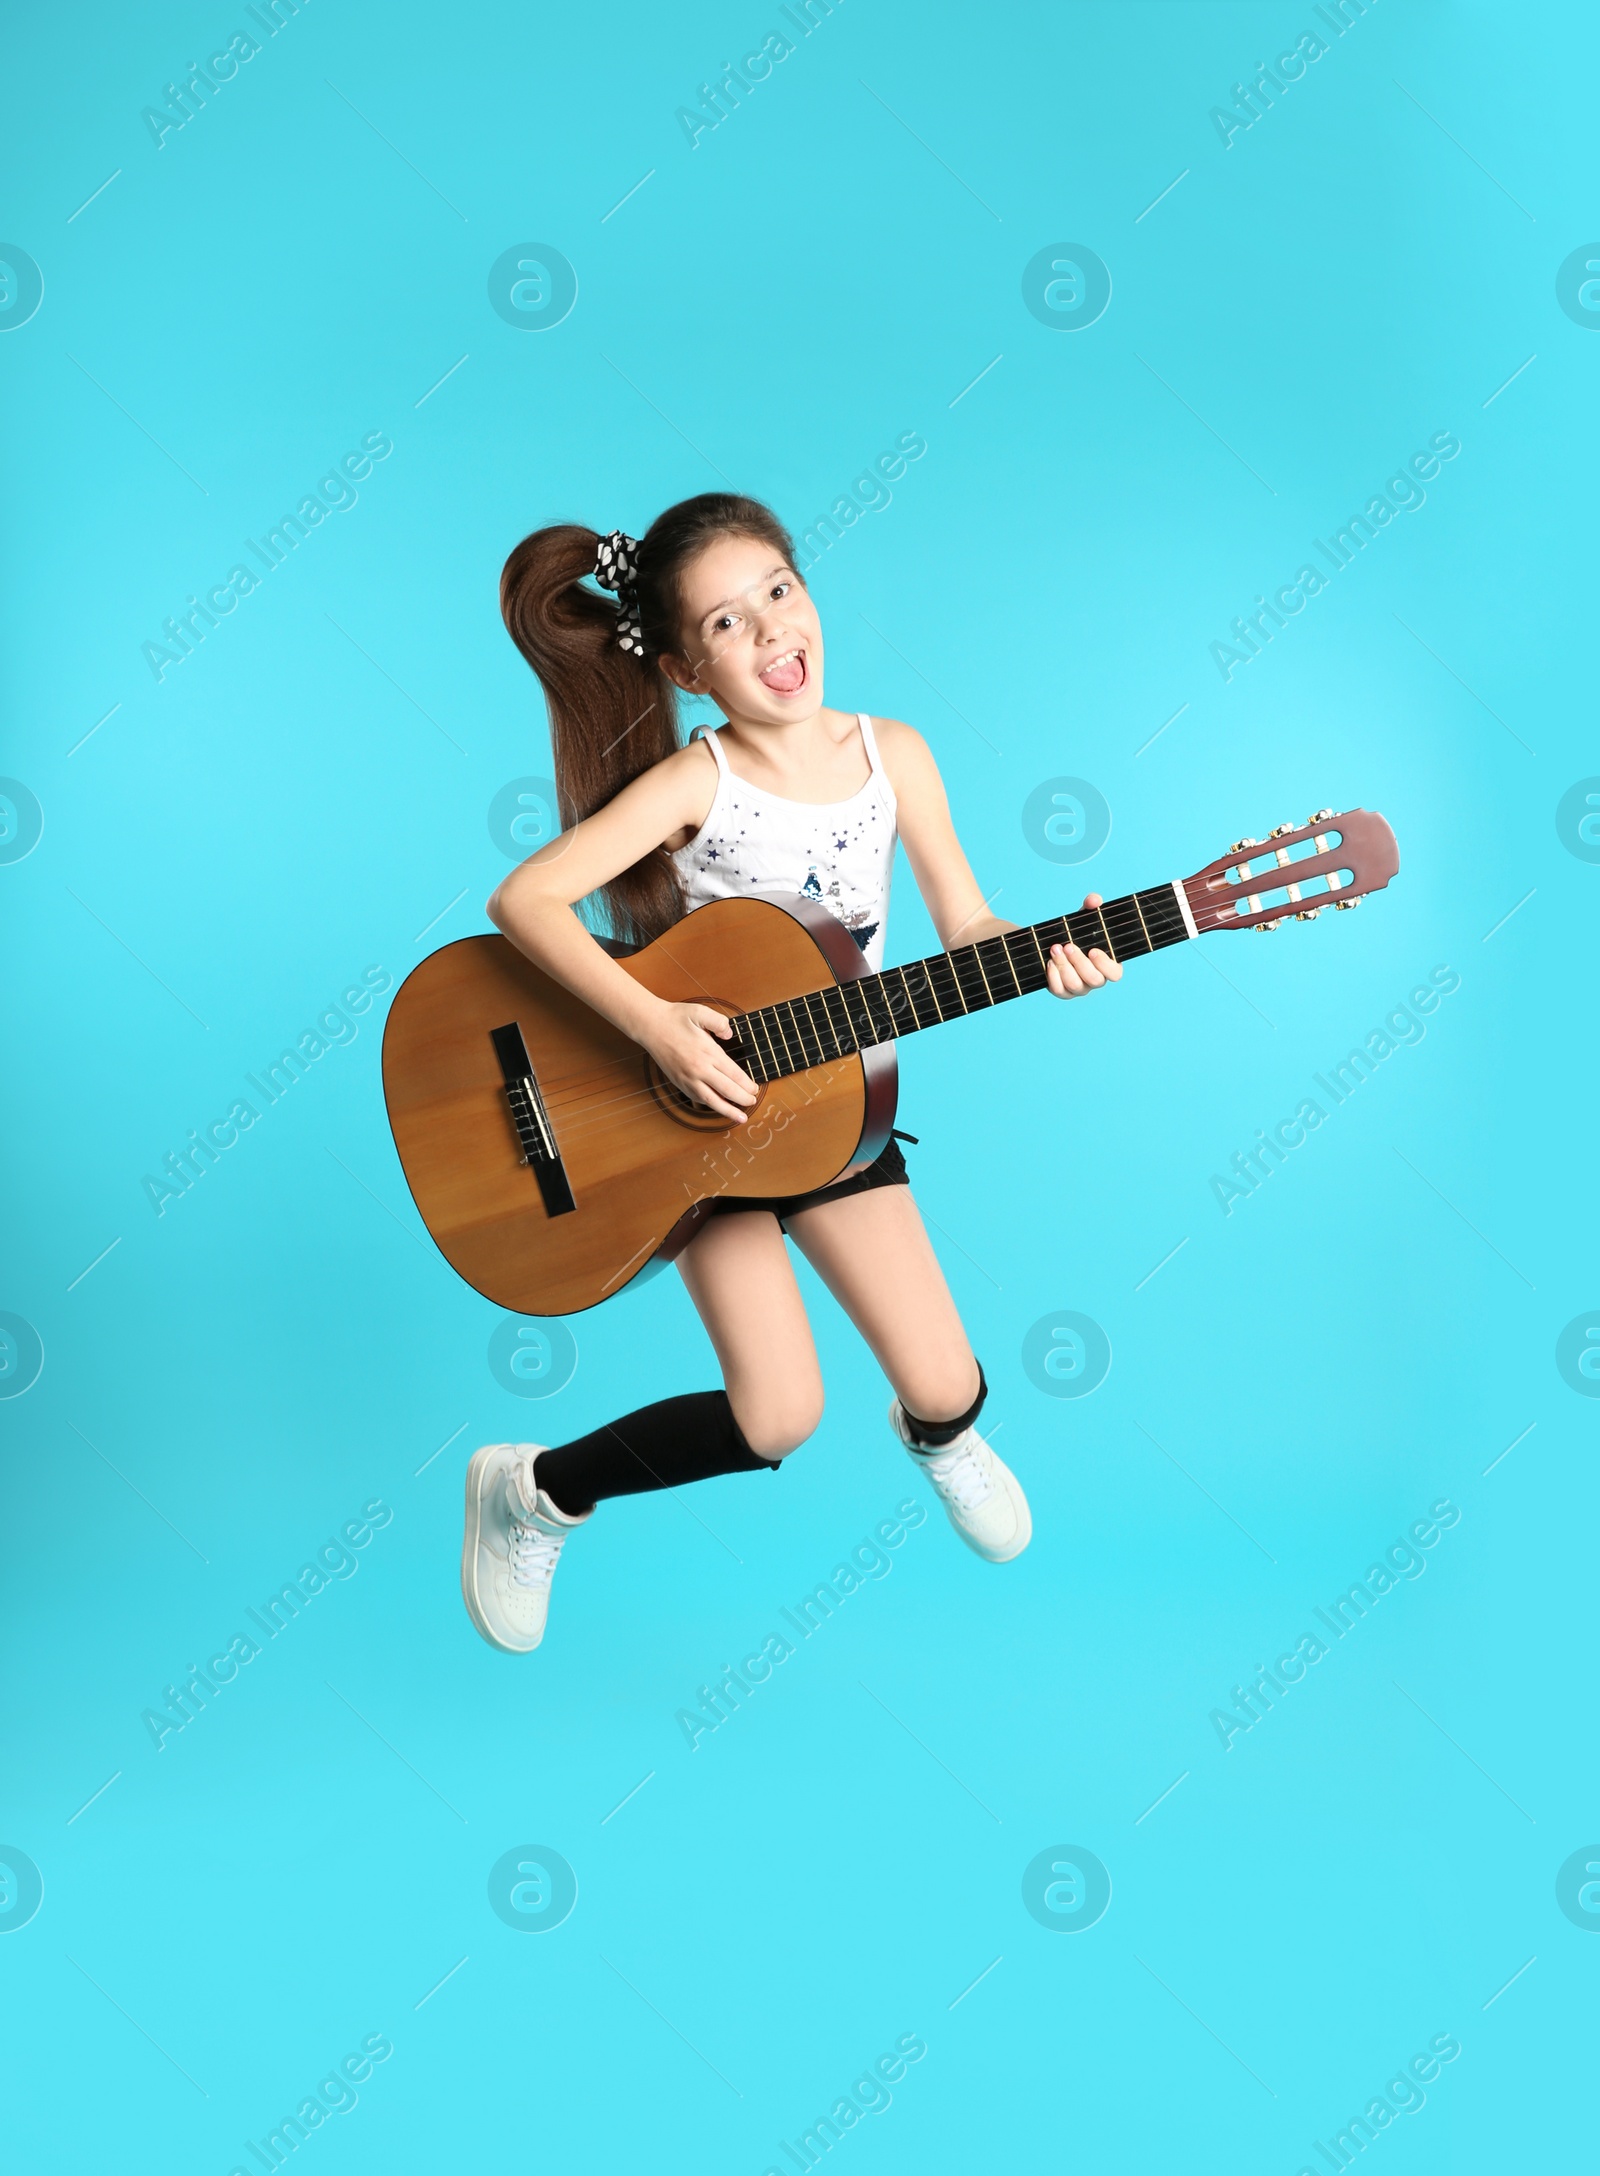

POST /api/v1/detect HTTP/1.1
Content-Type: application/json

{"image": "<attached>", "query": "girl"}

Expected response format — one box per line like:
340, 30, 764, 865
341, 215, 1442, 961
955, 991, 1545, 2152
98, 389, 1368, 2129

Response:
462, 494, 1120, 1653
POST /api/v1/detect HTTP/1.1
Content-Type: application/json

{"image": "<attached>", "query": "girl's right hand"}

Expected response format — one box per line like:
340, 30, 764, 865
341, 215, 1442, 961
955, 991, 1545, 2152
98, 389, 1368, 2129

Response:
643, 1002, 760, 1122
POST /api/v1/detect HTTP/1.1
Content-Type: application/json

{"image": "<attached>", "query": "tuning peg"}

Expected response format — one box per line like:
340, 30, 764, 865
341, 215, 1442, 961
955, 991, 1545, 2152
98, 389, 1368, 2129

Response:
1253, 918, 1283, 932
1334, 897, 1360, 910
1295, 907, 1324, 920
1308, 808, 1335, 824
1229, 836, 1258, 853
1268, 821, 1299, 839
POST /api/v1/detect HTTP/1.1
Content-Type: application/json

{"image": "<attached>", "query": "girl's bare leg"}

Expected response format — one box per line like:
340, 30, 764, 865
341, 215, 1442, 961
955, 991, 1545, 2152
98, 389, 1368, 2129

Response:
674, 1209, 825, 1458
783, 1186, 981, 1423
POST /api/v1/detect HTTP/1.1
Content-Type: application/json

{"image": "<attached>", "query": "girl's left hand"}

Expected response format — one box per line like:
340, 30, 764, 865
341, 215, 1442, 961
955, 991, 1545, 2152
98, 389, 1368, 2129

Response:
1046, 894, 1124, 999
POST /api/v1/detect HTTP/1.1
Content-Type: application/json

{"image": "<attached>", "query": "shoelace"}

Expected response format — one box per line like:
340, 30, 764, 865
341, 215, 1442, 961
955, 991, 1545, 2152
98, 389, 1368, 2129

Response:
919, 1433, 995, 1513
508, 1515, 566, 1590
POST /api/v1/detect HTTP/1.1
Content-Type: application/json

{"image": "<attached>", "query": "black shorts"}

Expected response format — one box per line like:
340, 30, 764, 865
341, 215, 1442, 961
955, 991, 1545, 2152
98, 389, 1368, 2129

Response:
712, 1130, 916, 1232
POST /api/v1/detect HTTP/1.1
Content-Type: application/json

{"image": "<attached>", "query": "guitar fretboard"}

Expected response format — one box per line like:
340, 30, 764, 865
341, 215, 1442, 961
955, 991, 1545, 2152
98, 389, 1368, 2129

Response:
728, 883, 1191, 1084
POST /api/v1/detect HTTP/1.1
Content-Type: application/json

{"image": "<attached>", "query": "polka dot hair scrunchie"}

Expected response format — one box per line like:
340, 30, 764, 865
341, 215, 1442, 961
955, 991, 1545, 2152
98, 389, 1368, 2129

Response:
593, 530, 644, 656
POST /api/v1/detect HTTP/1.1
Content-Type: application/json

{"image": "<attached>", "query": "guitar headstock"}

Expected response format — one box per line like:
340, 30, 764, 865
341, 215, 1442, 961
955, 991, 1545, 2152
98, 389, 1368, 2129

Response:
1183, 808, 1399, 934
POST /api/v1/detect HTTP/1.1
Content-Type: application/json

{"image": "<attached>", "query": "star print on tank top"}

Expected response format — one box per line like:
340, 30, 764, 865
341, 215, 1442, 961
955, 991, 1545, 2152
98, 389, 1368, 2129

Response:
670, 713, 898, 972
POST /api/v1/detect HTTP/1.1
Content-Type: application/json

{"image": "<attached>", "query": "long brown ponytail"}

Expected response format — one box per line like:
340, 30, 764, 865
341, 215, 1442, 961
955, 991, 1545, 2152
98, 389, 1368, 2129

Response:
499, 494, 799, 948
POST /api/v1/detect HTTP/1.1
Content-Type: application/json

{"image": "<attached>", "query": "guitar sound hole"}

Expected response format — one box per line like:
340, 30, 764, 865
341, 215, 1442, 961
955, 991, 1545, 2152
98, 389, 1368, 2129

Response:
645, 1059, 757, 1132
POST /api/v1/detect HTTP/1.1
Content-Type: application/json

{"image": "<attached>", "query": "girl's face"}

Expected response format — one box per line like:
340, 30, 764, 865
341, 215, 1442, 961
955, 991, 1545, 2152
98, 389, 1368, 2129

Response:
662, 533, 825, 726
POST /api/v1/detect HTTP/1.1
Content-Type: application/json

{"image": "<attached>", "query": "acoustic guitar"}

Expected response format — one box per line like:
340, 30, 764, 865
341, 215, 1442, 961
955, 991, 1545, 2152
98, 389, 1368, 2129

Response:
382, 807, 1398, 1315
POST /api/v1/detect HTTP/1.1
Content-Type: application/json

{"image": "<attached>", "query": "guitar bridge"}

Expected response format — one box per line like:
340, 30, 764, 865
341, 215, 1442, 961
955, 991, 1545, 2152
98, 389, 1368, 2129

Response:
489, 1022, 576, 1219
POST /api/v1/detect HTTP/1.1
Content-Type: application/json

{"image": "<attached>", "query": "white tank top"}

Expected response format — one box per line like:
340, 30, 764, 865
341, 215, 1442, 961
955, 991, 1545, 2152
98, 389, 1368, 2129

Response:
671, 713, 897, 971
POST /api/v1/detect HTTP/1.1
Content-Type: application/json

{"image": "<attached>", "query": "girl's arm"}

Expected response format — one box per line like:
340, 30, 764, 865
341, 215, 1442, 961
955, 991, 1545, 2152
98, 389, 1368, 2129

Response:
487, 743, 760, 1122
878, 718, 1122, 999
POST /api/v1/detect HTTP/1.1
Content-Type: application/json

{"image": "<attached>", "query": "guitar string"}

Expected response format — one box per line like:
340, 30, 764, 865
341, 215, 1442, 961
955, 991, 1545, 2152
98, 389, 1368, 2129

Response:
514, 878, 1316, 1140
517, 965, 1029, 1139
503, 1059, 881, 1158
528, 994, 876, 1105
489, 899, 1285, 1155
526, 897, 1182, 1105
497, 914, 1260, 1151
521, 919, 1224, 1144
447, 859, 1359, 1171
490, 875, 1319, 1118
527, 967, 1036, 1100
527, 926, 1137, 1117
506, 901, 1195, 1148
519, 1072, 852, 1154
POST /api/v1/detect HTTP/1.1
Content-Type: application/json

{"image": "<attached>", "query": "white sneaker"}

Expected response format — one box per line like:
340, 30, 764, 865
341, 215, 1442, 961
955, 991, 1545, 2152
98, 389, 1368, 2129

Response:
889, 1400, 1032, 1563
461, 1443, 590, 1653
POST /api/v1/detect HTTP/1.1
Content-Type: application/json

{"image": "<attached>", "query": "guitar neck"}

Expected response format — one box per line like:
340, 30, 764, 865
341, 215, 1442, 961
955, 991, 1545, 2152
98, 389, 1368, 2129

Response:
729, 880, 1194, 1085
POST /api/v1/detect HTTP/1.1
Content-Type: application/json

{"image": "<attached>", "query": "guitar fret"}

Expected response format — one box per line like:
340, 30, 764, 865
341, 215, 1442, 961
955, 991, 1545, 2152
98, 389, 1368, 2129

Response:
756, 1007, 787, 1075
788, 991, 819, 1063
805, 993, 834, 1063
995, 932, 1028, 996
1008, 927, 1049, 993
909, 959, 946, 1023
872, 975, 902, 1039
1127, 892, 1162, 948
1095, 905, 1132, 958
770, 1001, 805, 1073
841, 980, 879, 1047
887, 964, 923, 1030
805, 996, 831, 1066
951, 947, 990, 1011
979, 934, 1018, 999
800, 988, 838, 1061
787, 996, 824, 1069
746, 1005, 777, 1072
887, 964, 923, 1033
1101, 894, 1149, 957
1121, 893, 1156, 955
819, 984, 857, 1056
739, 1009, 771, 1076
737, 1030, 770, 1085
969, 949, 999, 1005
928, 952, 967, 1015
844, 979, 883, 1044
860, 975, 898, 1042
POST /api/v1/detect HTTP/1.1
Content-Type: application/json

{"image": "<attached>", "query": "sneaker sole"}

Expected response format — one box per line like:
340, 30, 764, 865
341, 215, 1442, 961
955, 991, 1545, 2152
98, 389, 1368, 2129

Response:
461, 1443, 537, 1654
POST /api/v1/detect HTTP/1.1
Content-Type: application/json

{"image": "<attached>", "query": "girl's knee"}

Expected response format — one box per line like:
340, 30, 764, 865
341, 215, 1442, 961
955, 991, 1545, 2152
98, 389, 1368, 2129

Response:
736, 1383, 824, 1461
899, 1355, 984, 1430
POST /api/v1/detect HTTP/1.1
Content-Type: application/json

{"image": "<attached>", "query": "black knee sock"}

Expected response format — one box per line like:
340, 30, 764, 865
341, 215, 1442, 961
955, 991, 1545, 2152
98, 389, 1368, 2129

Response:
533, 1390, 780, 1517
901, 1361, 988, 1449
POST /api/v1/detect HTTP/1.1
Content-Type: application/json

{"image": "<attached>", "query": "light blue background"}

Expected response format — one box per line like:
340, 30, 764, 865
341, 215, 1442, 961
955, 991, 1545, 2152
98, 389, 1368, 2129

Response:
3, 3, 1596, 2169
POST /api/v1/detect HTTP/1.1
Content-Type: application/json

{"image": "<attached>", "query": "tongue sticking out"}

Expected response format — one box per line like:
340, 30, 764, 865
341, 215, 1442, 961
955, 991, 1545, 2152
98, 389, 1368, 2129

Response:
761, 652, 805, 694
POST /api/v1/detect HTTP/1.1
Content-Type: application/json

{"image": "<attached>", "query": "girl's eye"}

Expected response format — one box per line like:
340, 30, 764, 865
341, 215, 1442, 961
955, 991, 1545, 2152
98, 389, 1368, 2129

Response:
770, 581, 790, 600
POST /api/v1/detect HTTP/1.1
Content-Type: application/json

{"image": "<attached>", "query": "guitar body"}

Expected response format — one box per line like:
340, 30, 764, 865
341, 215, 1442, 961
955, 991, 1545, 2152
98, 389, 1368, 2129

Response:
381, 803, 1399, 1321
382, 893, 897, 1316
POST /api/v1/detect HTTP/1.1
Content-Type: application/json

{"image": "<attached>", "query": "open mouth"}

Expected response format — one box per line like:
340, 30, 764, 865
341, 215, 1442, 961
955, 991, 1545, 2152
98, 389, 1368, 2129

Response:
757, 646, 808, 696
